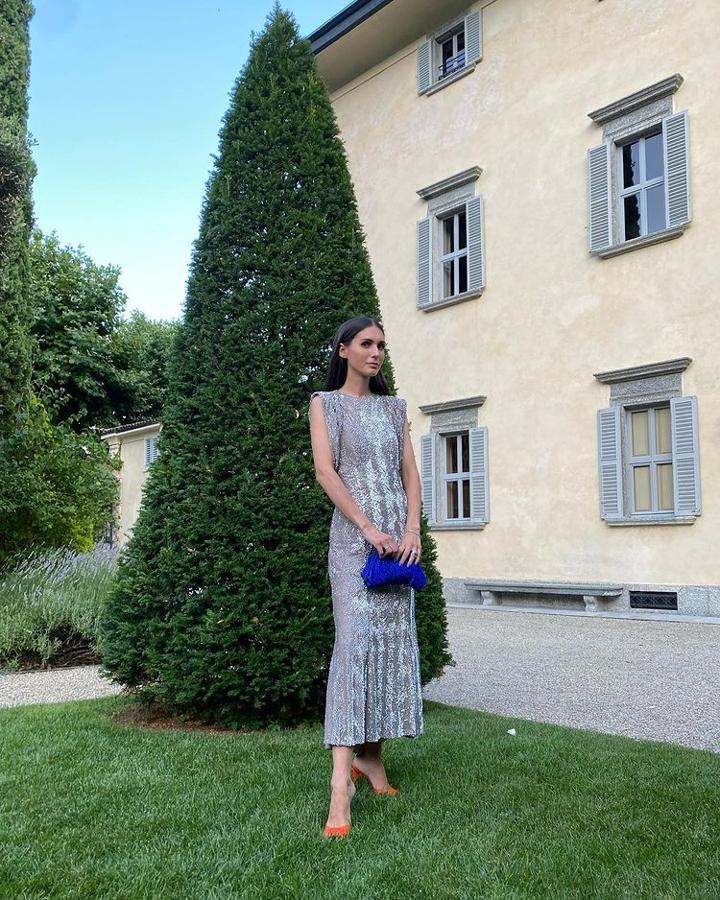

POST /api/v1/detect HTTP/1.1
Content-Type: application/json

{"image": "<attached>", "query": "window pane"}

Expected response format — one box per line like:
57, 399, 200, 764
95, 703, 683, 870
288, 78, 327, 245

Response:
645, 132, 663, 181
623, 193, 641, 240
443, 260, 455, 297
458, 210, 467, 250
447, 481, 459, 518
656, 406, 672, 454
646, 184, 665, 235
457, 30, 465, 52
443, 217, 454, 254
622, 141, 640, 188
462, 478, 471, 518
461, 432, 470, 473
442, 38, 454, 67
658, 463, 674, 510
446, 436, 458, 474
631, 411, 649, 456
633, 466, 652, 512
458, 254, 468, 293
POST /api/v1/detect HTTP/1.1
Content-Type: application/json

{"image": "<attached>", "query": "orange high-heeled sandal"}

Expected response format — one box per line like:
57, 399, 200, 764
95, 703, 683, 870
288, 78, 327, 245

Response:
352, 763, 398, 796
323, 779, 355, 837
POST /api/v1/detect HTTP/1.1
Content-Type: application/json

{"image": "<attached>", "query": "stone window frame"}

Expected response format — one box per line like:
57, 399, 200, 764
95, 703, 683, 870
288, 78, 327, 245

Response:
594, 357, 701, 526
416, 166, 485, 313
587, 74, 690, 259
417, 7, 482, 97
419, 396, 488, 531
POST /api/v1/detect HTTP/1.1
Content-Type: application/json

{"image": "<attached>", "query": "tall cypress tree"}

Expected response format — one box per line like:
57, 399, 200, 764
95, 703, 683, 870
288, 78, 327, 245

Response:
101, 7, 450, 726
0, 0, 34, 431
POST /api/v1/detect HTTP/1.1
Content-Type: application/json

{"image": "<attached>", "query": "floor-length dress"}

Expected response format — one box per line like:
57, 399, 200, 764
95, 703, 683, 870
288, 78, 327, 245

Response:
311, 389, 424, 747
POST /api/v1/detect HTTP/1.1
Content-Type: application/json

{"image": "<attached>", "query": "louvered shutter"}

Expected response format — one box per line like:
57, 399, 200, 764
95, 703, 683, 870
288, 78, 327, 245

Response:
469, 426, 489, 524
466, 196, 485, 292
420, 433, 436, 525
417, 217, 433, 308
464, 10, 482, 65
663, 110, 691, 228
597, 407, 623, 520
144, 437, 153, 468
671, 395, 701, 515
417, 39, 432, 94
587, 144, 612, 252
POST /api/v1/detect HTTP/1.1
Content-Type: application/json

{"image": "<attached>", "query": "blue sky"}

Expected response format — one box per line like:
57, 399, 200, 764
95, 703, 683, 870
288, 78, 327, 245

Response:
28, 0, 342, 321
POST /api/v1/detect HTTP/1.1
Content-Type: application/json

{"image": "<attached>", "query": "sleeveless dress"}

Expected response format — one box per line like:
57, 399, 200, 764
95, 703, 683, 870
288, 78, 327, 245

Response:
311, 390, 424, 748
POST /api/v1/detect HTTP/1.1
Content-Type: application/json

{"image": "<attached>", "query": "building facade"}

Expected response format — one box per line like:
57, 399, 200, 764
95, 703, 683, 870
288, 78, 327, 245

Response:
309, 0, 720, 615
101, 421, 161, 546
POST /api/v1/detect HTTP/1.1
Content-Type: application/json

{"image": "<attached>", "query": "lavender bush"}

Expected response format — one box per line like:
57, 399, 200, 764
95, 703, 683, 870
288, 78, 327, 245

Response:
0, 544, 118, 670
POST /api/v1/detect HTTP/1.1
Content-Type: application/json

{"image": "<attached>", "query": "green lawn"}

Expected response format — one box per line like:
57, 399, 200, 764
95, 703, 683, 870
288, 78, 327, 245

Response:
1, 698, 718, 899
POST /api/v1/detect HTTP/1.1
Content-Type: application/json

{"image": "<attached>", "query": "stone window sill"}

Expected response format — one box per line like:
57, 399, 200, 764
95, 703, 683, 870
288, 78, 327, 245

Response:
422, 63, 477, 97
595, 225, 687, 259
604, 516, 696, 527
429, 522, 486, 531
420, 288, 483, 313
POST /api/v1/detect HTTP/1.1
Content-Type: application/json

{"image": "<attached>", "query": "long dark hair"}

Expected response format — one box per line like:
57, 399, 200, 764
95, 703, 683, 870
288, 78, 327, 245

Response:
324, 316, 391, 394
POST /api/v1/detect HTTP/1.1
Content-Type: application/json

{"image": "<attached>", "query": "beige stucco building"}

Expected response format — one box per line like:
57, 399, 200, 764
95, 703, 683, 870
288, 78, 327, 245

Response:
309, 0, 719, 615
101, 421, 161, 546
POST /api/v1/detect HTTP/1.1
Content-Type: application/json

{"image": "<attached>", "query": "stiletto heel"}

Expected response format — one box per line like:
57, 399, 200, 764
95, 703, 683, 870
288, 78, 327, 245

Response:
351, 763, 398, 796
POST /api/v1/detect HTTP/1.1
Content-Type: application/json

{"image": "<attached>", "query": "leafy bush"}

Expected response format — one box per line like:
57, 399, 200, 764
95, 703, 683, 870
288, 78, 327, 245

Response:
0, 397, 119, 565
0, 544, 118, 670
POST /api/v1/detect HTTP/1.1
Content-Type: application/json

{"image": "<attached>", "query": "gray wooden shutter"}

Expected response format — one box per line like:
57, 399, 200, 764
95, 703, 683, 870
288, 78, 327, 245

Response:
417, 39, 432, 94
466, 196, 485, 292
464, 9, 482, 66
671, 395, 701, 516
469, 426, 489, 524
663, 110, 691, 228
420, 433, 436, 525
144, 438, 153, 468
417, 216, 433, 308
597, 407, 623, 520
587, 143, 612, 252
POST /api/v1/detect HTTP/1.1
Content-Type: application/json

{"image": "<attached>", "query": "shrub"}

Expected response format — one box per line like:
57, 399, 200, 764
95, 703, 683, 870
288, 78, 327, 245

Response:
0, 544, 119, 670
100, 8, 451, 727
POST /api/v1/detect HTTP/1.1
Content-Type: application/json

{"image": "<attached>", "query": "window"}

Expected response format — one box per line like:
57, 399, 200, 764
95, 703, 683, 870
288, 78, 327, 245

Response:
627, 406, 673, 514
440, 209, 468, 299
419, 398, 489, 529
443, 432, 471, 519
619, 131, 665, 241
144, 435, 160, 469
587, 75, 691, 257
416, 168, 485, 311
417, 9, 481, 96
595, 358, 701, 524
438, 26, 465, 80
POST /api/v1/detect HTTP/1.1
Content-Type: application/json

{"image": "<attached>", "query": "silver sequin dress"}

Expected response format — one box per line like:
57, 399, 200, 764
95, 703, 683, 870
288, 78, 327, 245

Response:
311, 390, 424, 748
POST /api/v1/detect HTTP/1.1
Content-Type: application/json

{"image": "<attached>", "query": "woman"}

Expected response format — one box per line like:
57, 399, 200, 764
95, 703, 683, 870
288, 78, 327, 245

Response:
309, 315, 424, 838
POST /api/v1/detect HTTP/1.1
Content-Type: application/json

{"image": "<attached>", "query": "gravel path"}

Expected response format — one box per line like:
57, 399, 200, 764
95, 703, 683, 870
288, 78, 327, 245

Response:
0, 665, 122, 709
423, 607, 720, 753
2, 609, 718, 754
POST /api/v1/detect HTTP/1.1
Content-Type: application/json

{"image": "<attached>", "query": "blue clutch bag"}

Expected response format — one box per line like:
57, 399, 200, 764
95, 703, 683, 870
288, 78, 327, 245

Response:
361, 548, 427, 591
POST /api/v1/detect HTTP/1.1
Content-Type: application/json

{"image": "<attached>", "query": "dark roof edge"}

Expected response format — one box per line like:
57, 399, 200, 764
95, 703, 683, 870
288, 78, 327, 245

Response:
101, 419, 161, 437
307, 0, 394, 53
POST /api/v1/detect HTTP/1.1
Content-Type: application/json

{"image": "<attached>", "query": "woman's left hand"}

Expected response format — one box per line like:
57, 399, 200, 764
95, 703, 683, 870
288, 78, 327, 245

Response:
396, 530, 421, 566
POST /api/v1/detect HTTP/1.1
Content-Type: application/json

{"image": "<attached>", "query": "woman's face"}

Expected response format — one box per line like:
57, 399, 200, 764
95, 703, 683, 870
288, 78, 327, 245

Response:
339, 325, 386, 377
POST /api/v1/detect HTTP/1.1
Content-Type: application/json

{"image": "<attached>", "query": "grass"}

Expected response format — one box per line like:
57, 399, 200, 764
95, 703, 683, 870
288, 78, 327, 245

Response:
0, 545, 117, 670
0, 698, 718, 899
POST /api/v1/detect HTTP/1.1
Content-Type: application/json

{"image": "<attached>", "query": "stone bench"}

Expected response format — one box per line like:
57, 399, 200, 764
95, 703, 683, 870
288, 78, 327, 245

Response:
464, 579, 624, 613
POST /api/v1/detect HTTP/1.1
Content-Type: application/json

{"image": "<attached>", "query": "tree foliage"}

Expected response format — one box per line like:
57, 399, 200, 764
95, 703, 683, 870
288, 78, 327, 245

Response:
100, 8, 450, 726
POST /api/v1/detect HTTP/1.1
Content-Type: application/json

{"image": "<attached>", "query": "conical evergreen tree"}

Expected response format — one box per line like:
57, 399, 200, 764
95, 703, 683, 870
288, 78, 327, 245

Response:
0, 0, 34, 432
101, 7, 450, 726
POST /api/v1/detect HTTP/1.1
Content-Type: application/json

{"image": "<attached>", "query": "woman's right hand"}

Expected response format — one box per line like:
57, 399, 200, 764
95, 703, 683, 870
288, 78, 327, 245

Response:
361, 524, 399, 558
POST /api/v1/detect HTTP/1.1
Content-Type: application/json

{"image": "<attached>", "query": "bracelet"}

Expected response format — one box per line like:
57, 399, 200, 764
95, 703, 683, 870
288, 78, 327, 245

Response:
404, 527, 420, 536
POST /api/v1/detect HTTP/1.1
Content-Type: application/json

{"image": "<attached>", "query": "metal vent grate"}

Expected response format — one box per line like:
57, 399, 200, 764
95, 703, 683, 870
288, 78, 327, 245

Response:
629, 591, 678, 611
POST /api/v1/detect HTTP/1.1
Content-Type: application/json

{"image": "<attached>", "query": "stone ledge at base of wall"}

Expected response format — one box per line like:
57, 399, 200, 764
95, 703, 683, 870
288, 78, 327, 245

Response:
442, 577, 720, 618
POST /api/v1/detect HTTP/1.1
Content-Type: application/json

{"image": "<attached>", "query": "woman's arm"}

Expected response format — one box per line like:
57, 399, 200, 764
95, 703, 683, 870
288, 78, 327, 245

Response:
309, 395, 398, 556
398, 417, 422, 565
